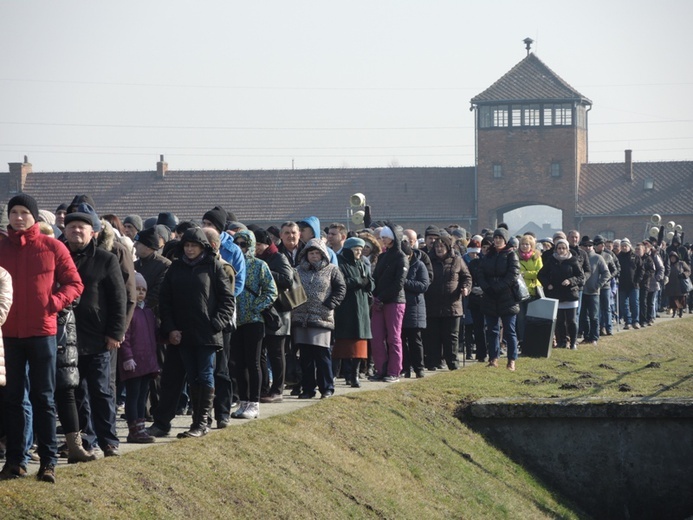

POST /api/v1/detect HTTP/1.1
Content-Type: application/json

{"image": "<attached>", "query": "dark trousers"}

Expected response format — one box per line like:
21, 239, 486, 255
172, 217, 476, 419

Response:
298, 343, 334, 395
124, 376, 150, 423
4, 336, 58, 466
556, 308, 578, 347
401, 327, 424, 374
151, 344, 187, 432
423, 316, 461, 369
55, 387, 80, 434
639, 287, 656, 324
76, 351, 119, 450
214, 331, 233, 421
230, 322, 265, 402
469, 307, 487, 360
579, 293, 600, 342
261, 334, 287, 396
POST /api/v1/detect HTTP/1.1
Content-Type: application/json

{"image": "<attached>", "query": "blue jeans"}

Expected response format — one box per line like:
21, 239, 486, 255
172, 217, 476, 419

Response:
580, 293, 600, 342
599, 287, 613, 334
77, 351, 119, 449
4, 336, 58, 466
484, 314, 518, 361
179, 345, 217, 388
619, 287, 639, 326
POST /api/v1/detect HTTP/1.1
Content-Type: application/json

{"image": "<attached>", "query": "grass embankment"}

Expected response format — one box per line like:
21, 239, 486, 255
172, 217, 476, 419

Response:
2, 318, 692, 519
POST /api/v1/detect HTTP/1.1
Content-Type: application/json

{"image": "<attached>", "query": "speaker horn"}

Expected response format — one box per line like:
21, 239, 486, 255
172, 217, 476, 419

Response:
650, 214, 661, 225
666, 221, 676, 231
351, 210, 365, 225
666, 231, 675, 241
675, 224, 683, 233
649, 226, 659, 238
350, 193, 366, 207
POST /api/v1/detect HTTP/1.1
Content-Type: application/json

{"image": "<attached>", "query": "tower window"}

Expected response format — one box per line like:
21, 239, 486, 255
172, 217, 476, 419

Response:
525, 104, 541, 126
511, 105, 522, 127
493, 164, 503, 178
493, 107, 508, 127
550, 162, 561, 177
643, 178, 654, 190
555, 104, 573, 125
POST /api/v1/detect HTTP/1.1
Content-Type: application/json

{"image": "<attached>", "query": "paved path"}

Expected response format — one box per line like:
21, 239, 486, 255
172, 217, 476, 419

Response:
21, 309, 692, 475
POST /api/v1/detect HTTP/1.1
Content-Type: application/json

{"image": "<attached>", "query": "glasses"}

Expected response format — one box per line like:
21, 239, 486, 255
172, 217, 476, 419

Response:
235, 241, 248, 248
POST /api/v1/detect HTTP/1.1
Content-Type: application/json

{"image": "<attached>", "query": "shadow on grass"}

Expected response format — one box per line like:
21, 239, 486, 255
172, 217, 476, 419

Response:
388, 407, 579, 518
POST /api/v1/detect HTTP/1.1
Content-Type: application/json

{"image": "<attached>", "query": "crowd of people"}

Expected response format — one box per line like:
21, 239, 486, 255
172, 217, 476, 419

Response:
0, 193, 691, 484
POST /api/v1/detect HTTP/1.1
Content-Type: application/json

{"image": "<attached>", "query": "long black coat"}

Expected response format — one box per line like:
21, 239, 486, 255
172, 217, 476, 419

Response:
334, 249, 374, 339
70, 239, 128, 355
478, 246, 520, 317
425, 250, 472, 318
402, 253, 430, 329
538, 254, 584, 302
159, 233, 235, 349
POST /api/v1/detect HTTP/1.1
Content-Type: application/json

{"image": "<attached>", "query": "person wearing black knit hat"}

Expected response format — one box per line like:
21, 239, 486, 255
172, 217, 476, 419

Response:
7, 194, 39, 224
202, 209, 227, 235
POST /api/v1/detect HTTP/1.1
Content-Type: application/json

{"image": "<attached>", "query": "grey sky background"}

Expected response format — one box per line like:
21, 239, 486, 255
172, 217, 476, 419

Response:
1, 0, 691, 173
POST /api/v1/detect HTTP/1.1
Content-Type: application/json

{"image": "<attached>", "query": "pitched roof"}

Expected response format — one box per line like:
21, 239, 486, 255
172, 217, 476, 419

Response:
1, 167, 476, 226
577, 161, 693, 216
471, 53, 591, 105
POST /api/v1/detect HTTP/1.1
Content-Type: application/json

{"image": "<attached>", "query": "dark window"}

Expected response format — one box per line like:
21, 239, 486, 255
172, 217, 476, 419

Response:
550, 162, 561, 177
493, 164, 502, 178
643, 178, 654, 190
479, 106, 493, 128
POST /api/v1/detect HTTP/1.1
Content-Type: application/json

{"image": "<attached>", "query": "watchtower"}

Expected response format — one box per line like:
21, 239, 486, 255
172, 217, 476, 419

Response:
471, 43, 592, 231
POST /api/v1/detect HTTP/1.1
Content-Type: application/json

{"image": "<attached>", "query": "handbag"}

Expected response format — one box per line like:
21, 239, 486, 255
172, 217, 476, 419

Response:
275, 269, 308, 312
680, 276, 693, 294
261, 305, 282, 332
512, 275, 531, 303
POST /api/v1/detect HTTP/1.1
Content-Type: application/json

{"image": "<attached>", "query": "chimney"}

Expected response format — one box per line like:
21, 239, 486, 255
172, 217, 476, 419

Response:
625, 149, 633, 181
156, 154, 168, 179
8, 155, 32, 193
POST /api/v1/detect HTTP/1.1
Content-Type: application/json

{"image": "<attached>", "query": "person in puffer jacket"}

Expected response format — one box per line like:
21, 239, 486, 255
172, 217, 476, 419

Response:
370, 222, 408, 382
292, 238, 346, 399
229, 229, 277, 420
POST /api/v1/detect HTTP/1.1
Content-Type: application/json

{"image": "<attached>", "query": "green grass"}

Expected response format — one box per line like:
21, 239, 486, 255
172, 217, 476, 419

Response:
2, 318, 692, 519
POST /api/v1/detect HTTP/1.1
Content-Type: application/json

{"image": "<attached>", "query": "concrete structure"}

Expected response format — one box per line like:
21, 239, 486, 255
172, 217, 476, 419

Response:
468, 397, 693, 519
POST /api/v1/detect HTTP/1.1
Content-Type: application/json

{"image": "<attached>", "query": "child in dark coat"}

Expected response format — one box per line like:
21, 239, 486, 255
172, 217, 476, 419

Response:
120, 272, 160, 443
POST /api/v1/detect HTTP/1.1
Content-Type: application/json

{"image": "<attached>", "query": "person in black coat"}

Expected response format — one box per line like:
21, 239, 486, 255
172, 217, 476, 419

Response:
255, 228, 294, 402
538, 238, 585, 349
423, 235, 472, 371
370, 222, 409, 382
64, 209, 127, 457
159, 228, 235, 438
477, 228, 520, 371
400, 240, 430, 378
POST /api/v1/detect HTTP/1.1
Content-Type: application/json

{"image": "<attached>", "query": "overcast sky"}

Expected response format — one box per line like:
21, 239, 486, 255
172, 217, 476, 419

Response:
1, 0, 691, 173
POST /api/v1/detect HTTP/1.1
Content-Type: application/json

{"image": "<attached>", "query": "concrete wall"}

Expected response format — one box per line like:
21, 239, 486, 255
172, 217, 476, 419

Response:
467, 398, 693, 519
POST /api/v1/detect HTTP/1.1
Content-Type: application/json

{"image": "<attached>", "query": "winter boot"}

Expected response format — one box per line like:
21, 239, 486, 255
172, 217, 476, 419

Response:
65, 432, 97, 464
128, 421, 155, 444
179, 386, 213, 438
351, 359, 361, 388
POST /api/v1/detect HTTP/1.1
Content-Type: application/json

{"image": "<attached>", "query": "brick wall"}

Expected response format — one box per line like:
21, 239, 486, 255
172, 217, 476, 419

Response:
477, 126, 579, 230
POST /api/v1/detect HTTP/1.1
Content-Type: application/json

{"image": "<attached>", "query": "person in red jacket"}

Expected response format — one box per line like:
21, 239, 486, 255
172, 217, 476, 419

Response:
0, 194, 84, 483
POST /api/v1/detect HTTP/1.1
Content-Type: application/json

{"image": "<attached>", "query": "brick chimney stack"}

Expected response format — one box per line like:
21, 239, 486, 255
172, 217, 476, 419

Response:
8, 155, 32, 193
625, 149, 633, 181
156, 154, 168, 179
